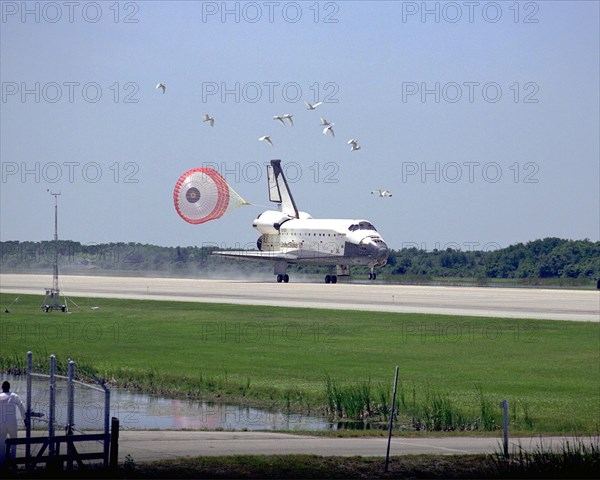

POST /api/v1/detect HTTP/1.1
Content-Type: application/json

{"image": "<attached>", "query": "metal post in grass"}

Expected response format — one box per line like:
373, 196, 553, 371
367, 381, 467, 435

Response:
67, 360, 75, 430
501, 400, 509, 459
49, 354, 56, 457
26, 351, 32, 466
93, 377, 112, 468
67, 360, 75, 471
385, 366, 399, 472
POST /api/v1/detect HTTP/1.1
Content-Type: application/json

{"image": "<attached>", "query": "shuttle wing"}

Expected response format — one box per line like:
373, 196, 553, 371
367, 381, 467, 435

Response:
211, 250, 298, 262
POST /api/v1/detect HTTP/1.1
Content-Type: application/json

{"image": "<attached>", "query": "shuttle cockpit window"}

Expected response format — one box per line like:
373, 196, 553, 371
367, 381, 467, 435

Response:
349, 222, 377, 232
359, 222, 377, 231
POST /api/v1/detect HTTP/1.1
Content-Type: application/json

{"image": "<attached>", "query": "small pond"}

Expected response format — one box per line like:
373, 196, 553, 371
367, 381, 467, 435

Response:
4, 375, 383, 431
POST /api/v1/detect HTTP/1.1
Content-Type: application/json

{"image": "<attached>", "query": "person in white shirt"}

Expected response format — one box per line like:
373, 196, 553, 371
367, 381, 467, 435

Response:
0, 381, 26, 466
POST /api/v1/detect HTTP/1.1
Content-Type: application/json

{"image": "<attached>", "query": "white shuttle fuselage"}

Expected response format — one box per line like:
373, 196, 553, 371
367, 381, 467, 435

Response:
213, 160, 389, 283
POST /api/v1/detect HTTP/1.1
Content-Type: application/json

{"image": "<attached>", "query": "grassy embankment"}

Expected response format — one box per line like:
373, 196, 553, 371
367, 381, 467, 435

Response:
0, 293, 598, 435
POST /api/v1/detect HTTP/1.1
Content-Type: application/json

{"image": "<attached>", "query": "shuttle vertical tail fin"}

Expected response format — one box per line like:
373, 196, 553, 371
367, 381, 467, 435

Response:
268, 159, 299, 218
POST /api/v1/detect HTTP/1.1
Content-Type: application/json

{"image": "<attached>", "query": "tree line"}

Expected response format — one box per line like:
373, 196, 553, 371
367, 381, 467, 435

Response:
1, 238, 598, 284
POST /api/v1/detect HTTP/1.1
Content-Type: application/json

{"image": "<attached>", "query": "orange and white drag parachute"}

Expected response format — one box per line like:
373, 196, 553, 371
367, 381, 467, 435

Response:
173, 168, 249, 224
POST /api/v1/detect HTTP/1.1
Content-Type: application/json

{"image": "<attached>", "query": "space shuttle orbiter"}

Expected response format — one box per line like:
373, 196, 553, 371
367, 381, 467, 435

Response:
212, 160, 389, 283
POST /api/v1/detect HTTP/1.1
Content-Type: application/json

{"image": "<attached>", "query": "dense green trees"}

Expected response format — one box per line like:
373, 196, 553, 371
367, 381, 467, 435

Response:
1, 238, 598, 283
482, 238, 599, 279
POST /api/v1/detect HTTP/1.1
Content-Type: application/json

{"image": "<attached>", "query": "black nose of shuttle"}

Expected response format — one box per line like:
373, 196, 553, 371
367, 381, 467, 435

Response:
362, 237, 389, 266
374, 242, 389, 266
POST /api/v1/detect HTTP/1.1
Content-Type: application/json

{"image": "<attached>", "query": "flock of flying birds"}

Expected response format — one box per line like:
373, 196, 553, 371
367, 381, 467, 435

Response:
256, 102, 362, 153
156, 83, 392, 197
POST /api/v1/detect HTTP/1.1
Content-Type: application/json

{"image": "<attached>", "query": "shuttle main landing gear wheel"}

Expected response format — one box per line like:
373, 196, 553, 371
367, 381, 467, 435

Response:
369, 271, 377, 280
277, 274, 289, 283
325, 275, 337, 284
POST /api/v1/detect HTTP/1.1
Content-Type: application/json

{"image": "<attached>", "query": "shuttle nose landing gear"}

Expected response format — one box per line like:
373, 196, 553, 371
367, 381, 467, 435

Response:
277, 274, 289, 283
325, 275, 337, 284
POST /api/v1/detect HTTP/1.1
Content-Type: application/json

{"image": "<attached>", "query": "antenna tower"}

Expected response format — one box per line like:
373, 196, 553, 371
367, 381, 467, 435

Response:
42, 190, 67, 312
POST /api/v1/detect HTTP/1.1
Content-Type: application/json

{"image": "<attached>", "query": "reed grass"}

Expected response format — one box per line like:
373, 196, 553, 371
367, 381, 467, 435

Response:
323, 378, 546, 432
490, 436, 600, 477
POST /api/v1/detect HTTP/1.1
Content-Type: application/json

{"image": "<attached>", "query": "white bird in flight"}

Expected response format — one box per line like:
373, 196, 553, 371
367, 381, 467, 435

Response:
347, 139, 361, 151
323, 124, 335, 137
371, 189, 393, 197
202, 114, 215, 127
283, 114, 294, 126
320, 117, 332, 126
156, 83, 166, 93
259, 135, 273, 146
273, 115, 286, 126
305, 101, 323, 110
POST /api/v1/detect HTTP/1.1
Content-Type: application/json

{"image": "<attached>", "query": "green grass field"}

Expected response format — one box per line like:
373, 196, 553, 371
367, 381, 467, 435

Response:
0, 293, 598, 435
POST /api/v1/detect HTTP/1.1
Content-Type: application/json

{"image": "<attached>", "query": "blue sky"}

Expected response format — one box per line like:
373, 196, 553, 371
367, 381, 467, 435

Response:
1, 1, 598, 250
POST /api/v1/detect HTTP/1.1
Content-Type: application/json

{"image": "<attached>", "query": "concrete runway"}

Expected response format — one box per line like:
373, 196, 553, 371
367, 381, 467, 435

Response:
1, 273, 598, 321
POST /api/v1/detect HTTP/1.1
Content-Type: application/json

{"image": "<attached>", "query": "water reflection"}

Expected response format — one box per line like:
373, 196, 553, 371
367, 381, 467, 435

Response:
4, 375, 339, 431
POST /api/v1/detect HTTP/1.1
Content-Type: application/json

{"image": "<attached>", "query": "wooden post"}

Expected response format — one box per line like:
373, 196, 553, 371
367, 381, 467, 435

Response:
104, 387, 111, 467
110, 417, 120, 474
385, 366, 399, 472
